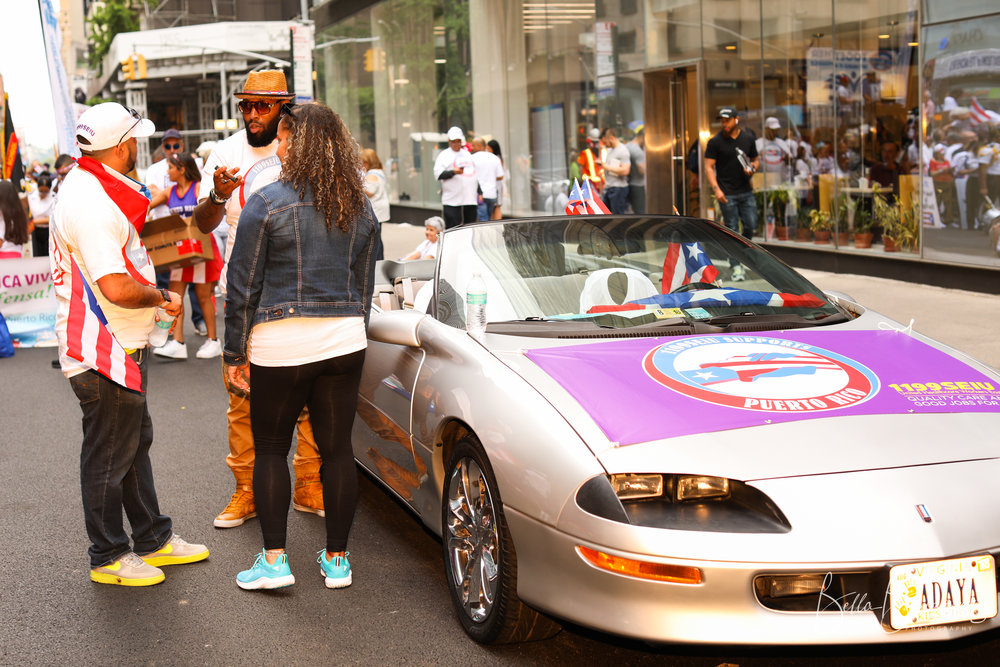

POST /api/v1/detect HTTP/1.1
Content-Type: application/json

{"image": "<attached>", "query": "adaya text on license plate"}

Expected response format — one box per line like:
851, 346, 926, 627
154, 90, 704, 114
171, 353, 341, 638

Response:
889, 555, 998, 630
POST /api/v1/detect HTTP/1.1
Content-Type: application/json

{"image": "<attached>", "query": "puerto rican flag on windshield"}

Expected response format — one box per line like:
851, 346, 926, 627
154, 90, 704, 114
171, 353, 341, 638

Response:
65, 257, 143, 392
662, 242, 720, 292
566, 178, 611, 215
585, 288, 826, 313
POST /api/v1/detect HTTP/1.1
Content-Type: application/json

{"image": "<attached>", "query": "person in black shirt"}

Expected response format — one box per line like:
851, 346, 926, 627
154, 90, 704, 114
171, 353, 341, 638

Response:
704, 107, 760, 242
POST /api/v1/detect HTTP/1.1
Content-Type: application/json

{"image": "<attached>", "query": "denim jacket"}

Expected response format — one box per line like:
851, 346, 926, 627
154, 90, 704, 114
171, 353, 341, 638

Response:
223, 179, 381, 366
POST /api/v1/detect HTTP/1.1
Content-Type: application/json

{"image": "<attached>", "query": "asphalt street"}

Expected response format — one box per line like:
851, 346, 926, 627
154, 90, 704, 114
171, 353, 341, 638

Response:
1, 223, 998, 665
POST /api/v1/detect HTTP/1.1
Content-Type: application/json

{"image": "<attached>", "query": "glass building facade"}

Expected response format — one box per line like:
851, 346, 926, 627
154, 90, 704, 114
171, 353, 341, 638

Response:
313, 0, 1000, 271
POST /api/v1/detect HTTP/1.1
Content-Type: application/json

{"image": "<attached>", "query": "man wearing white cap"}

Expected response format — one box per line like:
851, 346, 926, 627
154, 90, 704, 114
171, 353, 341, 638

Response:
50, 102, 209, 586
433, 126, 478, 228
191, 69, 326, 528
755, 116, 792, 187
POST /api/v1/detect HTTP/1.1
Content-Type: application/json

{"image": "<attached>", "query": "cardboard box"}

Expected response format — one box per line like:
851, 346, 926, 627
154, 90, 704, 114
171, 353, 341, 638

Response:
141, 214, 216, 271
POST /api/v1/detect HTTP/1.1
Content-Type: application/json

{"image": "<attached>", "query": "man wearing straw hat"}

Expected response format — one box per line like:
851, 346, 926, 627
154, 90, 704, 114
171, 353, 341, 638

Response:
193, 70, 325, 528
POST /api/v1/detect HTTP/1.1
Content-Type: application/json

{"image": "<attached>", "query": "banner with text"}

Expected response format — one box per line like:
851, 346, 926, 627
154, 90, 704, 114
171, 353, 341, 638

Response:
0, 257, 58, 347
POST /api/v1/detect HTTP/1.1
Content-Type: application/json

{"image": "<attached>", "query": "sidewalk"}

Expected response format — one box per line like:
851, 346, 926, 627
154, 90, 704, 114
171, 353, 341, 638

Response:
799, 269, 999, 371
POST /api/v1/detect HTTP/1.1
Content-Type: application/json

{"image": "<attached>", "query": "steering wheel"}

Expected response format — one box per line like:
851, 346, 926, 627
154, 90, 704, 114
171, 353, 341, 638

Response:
670, 281, 717, 294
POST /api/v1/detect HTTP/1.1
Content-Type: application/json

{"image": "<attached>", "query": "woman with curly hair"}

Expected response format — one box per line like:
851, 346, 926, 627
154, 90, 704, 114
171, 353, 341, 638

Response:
224, 102, 381, 591
0, 181, 30, 259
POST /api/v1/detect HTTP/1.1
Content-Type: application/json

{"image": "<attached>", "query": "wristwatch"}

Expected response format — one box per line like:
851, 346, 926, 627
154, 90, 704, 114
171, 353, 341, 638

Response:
209, 188, 230, 205
158, 288, 171, 307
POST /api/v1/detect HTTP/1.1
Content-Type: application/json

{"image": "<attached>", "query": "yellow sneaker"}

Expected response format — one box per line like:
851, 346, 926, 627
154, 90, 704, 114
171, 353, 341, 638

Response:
292, 475, 325, 517
90, 552, 165, 587
140, 534, 209, 567
214, 485, 256, 528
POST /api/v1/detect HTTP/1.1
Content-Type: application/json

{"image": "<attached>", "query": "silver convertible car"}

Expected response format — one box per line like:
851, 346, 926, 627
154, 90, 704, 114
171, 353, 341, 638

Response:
353, 214, 1000, 645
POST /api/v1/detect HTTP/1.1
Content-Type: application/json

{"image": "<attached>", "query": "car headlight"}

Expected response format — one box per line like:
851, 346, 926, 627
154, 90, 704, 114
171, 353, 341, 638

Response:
576, 474, 790, 534
608, 474, 730, 502
609, 473, 663, 500
676, 475, 729, 501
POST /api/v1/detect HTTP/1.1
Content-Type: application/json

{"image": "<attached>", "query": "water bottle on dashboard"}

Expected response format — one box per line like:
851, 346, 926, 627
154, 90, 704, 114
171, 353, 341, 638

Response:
465, 273, 487, 338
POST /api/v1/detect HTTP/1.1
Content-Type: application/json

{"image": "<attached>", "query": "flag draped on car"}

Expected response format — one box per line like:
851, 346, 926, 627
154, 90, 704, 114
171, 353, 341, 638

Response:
65, 256, 143, 392
661, 241, 720, 292
585, 288, 826, 313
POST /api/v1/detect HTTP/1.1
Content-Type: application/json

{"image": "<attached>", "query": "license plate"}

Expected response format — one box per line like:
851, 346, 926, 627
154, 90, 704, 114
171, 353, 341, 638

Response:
889, 555, 998, 630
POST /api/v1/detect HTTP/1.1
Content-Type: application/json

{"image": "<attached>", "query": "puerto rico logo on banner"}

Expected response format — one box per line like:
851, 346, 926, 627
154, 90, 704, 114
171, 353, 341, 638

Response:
643, 335, 880, 412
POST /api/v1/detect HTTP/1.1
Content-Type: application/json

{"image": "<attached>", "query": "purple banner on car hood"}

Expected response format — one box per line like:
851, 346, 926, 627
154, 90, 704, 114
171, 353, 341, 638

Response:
524, 330, 1000, 446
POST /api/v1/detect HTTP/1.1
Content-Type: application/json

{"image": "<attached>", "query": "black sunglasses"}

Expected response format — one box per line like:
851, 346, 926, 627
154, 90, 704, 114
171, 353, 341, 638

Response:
238, 100, 279, 114
280, 102, 296, 118
163, 141, 182, 150
118, 106, 142, 146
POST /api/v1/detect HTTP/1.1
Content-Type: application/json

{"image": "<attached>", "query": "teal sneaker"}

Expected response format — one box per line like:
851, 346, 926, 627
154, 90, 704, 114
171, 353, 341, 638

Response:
236, 550, 295, 590
317, 550, 352, 589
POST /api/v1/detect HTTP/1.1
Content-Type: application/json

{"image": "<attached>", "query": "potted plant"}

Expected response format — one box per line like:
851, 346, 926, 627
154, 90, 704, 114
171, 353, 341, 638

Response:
809, 208, 833, 244
834, 192, 851, 246
853, 202, 874, 248
768, 187, 791, 240
796, 206, 812, 241
872, 184, 915, 252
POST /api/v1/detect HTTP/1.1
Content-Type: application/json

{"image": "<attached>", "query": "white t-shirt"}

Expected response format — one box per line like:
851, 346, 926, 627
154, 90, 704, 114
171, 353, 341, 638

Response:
410, 238, 438, 260
50, 164, 158, 378
471, 150, 503, 199
199, 130, 279, 293
978, 143, 1000, 176
364, 169, 391, 222
433, 147, 478, 206
144, 159, 171, 219
249, 316, 366, 366
756, 137, 792, 179
27, 190, 55, 225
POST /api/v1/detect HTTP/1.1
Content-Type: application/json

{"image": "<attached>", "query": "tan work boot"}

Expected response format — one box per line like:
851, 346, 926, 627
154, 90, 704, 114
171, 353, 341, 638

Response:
214, 484, 256, 528
292, 474, 325, 517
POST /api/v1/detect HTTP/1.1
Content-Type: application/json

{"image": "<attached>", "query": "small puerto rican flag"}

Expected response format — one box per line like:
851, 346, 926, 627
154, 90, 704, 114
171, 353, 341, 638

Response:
565, 179, 588, 215
65, 257, 143, 392
661, 241, 720, 292
581, 179, 611, 214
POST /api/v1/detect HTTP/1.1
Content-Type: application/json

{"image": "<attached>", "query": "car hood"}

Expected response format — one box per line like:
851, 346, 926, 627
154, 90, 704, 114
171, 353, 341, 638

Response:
492, 327, 1000, 479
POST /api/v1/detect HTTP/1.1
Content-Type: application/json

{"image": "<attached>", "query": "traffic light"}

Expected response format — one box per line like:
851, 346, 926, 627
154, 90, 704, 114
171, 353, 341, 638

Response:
135, 54, 147, 79
121, 56, 135, 80
364, 49, 374, 72
375, 48, 386, 72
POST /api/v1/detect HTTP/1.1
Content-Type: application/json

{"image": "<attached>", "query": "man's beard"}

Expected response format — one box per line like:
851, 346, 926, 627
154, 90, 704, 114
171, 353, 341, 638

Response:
246, 114, 280, 147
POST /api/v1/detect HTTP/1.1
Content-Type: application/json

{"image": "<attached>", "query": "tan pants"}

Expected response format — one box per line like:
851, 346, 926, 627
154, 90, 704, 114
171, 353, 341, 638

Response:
222, 363, 321, 483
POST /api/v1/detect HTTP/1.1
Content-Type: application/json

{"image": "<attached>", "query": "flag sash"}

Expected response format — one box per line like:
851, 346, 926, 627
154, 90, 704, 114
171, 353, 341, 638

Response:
65, 257, 143, 392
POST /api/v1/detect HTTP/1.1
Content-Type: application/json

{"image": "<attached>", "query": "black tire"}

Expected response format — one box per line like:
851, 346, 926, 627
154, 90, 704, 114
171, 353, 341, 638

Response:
441, 436, 560, 644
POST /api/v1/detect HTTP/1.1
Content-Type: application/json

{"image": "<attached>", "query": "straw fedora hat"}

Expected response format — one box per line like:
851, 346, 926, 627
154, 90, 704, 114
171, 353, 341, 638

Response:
235, 70, 294, 99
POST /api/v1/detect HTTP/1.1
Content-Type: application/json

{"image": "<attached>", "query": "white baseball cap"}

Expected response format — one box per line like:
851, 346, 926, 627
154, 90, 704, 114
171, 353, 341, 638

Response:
447, 126, 464, 141
76, 102, 155, 152
765, 116, 781, 130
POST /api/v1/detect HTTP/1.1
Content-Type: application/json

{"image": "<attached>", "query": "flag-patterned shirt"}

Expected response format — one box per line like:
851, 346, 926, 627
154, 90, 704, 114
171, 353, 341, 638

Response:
50, 163, 157, 380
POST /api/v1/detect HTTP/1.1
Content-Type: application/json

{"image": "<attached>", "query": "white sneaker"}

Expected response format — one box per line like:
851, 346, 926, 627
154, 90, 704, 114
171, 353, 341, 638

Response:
154, 339, 188, 359
731, 265, 747, 282
196, 338, 222, 359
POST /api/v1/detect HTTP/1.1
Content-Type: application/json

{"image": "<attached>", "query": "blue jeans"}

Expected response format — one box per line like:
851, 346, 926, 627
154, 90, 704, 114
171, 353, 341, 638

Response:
602, 186, 630, 214
719, 190, 758, 240
69, 348, 172, 568
477, 198, 497, 221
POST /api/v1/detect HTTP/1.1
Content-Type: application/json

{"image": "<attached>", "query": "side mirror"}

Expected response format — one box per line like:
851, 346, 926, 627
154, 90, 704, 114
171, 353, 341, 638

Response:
368, 310, 425, 347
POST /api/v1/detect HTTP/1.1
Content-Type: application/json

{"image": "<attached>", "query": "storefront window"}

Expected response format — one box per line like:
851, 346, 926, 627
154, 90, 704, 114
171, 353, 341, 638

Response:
921, 16, 1000, 268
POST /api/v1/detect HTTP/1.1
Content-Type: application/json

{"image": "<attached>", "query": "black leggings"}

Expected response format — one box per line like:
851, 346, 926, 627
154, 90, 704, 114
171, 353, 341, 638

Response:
250, 349, 366, 552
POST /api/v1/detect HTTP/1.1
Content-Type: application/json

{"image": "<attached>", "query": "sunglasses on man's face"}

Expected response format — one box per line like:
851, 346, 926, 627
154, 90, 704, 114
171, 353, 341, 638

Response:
238, 100, 279, 115
163, 142, 182, 150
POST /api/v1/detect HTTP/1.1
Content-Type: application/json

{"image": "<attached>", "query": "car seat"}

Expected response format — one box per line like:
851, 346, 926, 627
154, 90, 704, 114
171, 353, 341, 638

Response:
578, 268, 658, 313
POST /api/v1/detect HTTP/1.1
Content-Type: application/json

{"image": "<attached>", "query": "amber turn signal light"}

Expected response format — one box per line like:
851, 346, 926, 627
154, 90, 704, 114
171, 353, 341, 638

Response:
576, 546, 703, 584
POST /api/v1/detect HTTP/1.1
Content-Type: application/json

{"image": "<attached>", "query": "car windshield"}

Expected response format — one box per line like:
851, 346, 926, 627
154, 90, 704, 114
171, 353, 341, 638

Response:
434, 216, 846, 336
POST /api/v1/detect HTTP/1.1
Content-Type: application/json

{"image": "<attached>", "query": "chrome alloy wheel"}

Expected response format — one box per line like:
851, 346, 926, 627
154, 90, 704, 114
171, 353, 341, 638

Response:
445, 455, 500, 623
